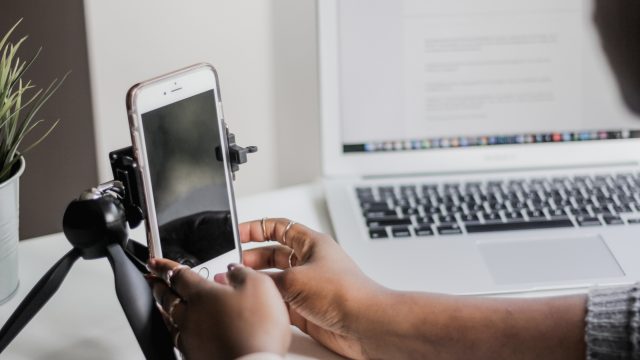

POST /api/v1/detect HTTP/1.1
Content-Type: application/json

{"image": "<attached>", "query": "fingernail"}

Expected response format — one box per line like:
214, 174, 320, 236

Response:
227, 263, 243, 271
213, 272, 227, 284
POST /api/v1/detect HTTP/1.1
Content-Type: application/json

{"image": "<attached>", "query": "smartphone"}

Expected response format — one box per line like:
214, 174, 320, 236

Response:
126, 63, 241, 279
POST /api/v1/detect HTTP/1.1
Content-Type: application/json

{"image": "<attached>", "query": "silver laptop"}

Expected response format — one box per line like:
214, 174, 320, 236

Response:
320, 0, 640, 295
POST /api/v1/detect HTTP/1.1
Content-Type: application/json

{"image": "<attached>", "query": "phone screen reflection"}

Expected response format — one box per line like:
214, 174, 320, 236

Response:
141, 90, 235, 266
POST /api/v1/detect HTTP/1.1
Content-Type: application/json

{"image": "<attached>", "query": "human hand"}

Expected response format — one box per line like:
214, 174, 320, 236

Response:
225, 218, 391, 359
148, 258, 291, 360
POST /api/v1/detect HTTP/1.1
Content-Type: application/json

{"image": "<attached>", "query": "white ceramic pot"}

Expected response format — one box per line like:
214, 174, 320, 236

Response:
0, 157, 25, 304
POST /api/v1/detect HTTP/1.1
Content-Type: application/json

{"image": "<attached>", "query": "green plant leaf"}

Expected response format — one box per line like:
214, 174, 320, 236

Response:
0, 82, 36, 127
0, 19, 66, 180
21, 119, 59, 154
0, 19, 21, 60
7, 81, 42, 146
8, 46, 40, 91
6, 73, 67, 163
1, 37, 26, 92
0, 44, 10, 93
13, 74, 67, 144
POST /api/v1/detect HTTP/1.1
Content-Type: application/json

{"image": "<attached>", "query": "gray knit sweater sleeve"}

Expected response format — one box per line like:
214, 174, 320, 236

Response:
586, 284, 640, 359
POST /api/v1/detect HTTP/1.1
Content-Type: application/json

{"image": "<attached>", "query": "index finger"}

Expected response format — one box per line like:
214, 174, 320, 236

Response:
239, 218, 313, 254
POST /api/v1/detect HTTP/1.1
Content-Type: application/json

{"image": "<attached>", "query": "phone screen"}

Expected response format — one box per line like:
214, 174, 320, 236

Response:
140, 90, 236, 267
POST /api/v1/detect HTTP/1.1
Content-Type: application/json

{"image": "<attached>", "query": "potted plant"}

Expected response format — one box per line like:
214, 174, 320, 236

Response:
0, 19, 66, 303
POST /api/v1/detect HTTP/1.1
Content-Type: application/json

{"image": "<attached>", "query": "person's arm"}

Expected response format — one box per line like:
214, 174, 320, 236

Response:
347, 289, 586, 360
237, 218, 587, 360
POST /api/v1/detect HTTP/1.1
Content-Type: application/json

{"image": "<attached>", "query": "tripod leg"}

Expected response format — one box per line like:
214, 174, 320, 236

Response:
106, 243, 176, 360
0, 248, 81, 353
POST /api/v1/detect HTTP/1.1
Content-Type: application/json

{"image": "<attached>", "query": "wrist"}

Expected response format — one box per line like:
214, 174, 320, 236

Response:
345, 289, 446, 359
342, 287, 409, 355
339, 279, 389, 331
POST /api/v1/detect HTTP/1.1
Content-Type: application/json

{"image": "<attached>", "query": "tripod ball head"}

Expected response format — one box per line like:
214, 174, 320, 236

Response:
63, 188, 128, 260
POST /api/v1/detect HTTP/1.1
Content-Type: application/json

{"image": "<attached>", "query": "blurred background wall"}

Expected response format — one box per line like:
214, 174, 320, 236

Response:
84, 0, 321, 196
1, 1, 321, 238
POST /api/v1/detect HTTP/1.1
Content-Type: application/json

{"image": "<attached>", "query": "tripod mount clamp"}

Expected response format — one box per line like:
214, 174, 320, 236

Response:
227, 132, 258, 175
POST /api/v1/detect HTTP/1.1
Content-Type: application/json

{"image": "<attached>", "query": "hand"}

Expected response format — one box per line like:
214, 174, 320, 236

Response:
230, 218, 390, 359
148, 258, 291, 360
232, 220, 589, 360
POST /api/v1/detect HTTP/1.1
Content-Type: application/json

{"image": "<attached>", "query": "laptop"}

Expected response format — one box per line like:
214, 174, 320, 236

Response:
320, 0, 640, 295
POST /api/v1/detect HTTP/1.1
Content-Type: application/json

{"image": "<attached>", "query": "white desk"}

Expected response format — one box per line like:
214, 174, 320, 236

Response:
0, 183, 344, 360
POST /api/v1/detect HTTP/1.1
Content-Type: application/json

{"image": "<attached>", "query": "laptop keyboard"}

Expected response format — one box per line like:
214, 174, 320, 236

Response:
357, 173, 640, 239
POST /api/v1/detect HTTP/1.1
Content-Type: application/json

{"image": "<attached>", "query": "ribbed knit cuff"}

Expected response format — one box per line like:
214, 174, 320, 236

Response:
586, 284, 640, 359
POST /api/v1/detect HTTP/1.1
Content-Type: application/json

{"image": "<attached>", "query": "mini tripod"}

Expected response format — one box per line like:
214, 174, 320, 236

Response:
0, 128, 257, 359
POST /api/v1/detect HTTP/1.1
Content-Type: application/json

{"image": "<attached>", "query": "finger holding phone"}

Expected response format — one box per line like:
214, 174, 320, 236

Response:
232, 218, 388, 359
148, 258, 291, 359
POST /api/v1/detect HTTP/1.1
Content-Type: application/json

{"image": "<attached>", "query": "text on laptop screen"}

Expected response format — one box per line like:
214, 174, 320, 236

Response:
338, 0, 640, 153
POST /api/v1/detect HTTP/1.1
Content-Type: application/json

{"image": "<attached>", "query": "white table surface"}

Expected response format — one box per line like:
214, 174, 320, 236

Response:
0, 182, 344, 360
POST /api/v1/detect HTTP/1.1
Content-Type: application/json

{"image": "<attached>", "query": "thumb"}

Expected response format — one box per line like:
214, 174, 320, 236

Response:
227, 264, 278, 295
226, 263, 252, 289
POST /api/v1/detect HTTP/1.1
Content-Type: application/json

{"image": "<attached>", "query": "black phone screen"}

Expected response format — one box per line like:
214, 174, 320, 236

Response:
141, 90, 235, 267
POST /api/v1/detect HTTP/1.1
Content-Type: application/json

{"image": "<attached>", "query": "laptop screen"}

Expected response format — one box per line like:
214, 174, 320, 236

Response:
338, 0, 640, 153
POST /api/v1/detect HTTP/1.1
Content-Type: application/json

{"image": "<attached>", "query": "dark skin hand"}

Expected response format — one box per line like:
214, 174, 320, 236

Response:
230, 218, 384, 358
227, 218, 587, 360
148, 258, 291, 360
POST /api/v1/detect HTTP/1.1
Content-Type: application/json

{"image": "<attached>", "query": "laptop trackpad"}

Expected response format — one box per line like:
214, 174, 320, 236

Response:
478, 236, 624, 285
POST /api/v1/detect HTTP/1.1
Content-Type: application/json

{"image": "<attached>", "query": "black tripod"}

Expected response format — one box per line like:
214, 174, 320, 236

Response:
0, 130, 257, 358
0, 181, 176, 359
